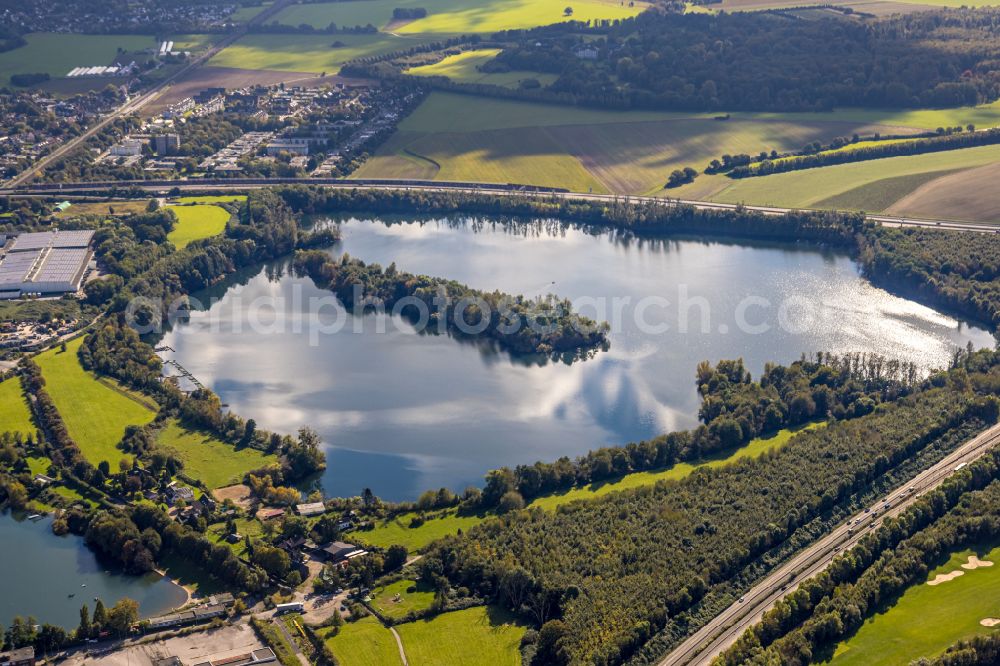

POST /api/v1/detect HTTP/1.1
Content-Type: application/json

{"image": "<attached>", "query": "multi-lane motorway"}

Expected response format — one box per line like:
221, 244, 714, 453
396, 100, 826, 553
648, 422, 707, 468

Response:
5, 178, 1000, 234
658, 422, 1000, 666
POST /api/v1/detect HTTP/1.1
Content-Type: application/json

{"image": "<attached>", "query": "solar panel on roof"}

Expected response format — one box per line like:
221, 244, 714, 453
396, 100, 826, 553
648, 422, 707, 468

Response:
9, 230, 95, 252
33, 248, 89, 283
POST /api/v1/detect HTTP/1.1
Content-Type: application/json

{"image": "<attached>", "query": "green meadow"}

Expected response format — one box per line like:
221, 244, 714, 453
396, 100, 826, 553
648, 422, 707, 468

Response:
406, 49, 557, 88
370, 579, 436, 620
174, 195, 247, 204
35, 337, 156, 468
167, 204, 231, 249
829, 546, 1000, 665
321, 616, 403, 666
209, 33, 424, 73
0, 377, 34, 438
274, 0, 646, 34
157, 421, 272, 489
396, 606, 526, 666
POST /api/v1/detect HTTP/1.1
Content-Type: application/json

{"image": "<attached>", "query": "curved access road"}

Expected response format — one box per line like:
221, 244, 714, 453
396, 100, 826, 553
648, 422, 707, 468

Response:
657, 422, 1000, 666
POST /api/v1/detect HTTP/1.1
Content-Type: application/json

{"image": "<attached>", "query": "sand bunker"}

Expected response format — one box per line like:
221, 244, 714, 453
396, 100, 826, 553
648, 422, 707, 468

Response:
927, 570, 965, 586
961, 555, 994, 570
980, 618, 1000, 627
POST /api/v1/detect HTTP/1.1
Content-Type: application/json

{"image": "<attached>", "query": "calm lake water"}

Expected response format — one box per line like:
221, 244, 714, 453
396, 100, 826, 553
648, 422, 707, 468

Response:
160, 216, 995, 501
0, 514, 188, 629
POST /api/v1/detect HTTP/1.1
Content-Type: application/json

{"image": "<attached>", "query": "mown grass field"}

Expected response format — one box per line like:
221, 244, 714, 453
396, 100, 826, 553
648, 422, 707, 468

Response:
0, 377, 34, 437
35, 337, 156, 467
167, 204, 231, 249
370, 579, 436, 620
396, 606, 526, 666
354, 92, 930, 195
829, 546, 1000, 665
274, 0, 646, 33
321, 616, 403, 666
209, 33, 426, 73
354, 508, 488, 553
405, 49, 557, 88
355, 423, 824, 552
157, 421, 271, 489
0, 33, 212, 85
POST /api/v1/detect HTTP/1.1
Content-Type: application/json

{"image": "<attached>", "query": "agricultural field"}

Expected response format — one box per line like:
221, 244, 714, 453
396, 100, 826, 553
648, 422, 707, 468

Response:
273, 0, 647, 34
0, 33, 212, 86
710, 143, 1000, 216
354, 92, 926, 194
396, 606, 526, 666
209, 33, 424, 74
157, 421, 271, 489
405, 49, 557, 88
321, 616, 403, 666
829, 546, 1000, 665
167, 204, 232, 249
703, 0, 995, 12
0, 377, 33, 437
34, 337, 156, 468
370, 579, 436, 620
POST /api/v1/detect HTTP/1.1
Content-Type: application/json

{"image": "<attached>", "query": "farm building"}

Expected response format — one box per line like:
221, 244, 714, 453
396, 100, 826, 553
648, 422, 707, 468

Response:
295, 501, 326, 516
0, 230, 94, 298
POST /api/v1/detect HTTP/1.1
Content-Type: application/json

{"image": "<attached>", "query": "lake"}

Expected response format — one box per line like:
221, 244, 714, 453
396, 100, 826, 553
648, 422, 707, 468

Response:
159, 216, 995, 501
0, 513, 188, 630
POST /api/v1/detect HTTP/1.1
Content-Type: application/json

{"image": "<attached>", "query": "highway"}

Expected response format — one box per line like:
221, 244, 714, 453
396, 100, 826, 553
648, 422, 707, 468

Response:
2, 0, 291, 190
5, 177, 1000, 234
658, 422, 1000, 666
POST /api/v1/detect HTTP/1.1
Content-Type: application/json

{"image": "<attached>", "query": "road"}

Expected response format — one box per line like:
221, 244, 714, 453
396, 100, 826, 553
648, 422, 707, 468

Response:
6, 178, 1000, 234
2, 0, 291, 189
658, 421, 1000, 666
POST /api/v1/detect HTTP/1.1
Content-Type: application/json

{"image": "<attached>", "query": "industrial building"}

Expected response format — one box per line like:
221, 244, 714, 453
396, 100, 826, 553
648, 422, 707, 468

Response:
0, 230, 94, 299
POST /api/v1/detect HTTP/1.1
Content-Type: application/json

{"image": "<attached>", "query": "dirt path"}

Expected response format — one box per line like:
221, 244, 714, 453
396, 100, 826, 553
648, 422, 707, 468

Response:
274, 618, 310, 666
389, 626, 409, 666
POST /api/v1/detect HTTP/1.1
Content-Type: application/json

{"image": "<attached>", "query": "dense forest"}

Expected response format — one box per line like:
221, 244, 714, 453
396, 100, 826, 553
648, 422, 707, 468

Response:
857, 227, 1000, 330
718, 448, 1000, 665
454, 353, 922, 511
415, 351, 1000, 665
293, 249, 610, 358
486, 9, 1000, 111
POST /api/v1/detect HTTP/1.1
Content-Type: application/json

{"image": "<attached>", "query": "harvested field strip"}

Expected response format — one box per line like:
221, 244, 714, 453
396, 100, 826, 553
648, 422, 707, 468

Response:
812, 169, 964, 212
884, 161, 1000, 223
710, 143, 1000, 209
